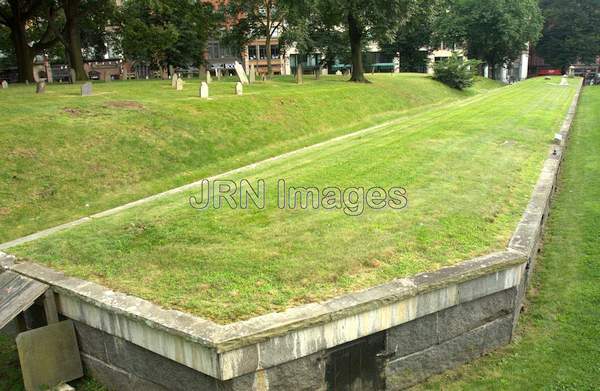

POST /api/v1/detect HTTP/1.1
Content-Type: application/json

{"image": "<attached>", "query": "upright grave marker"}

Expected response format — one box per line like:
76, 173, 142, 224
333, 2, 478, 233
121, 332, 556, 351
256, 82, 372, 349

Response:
36, 81, 46, 94
250, 64, 256, 83
200, 81, 209, 99
171, 73, 178, 88
176, 78, 183, 91
1, 80, 7, 89
206, 71, 212, 84
69, 69, 76, 84
81, 82, 93, 96
234, 61, 249, 85
235, 82, 243, 96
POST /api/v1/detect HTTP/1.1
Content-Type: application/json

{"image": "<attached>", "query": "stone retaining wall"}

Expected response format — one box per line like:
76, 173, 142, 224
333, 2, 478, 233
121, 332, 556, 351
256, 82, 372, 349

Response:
0, 80, 582, 390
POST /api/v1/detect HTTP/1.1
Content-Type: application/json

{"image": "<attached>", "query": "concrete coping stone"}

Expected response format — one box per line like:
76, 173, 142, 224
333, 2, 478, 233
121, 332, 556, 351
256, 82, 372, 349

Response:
508, 78, 583, 257
0, 250, 525, 353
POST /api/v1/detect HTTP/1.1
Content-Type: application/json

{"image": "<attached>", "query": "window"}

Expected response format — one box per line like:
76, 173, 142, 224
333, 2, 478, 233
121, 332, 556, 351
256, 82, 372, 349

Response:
208, 41, 220, 59
271, 45, 279, 59
259, 45, 267, 60
248, 45, 257, 60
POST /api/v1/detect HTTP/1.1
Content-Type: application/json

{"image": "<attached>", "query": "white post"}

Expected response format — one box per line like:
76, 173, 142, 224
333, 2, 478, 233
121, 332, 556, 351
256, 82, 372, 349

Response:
483, 64, 489, 78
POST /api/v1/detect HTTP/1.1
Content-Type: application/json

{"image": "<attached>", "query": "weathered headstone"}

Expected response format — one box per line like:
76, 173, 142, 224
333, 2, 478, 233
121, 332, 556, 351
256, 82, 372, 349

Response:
25, 80, 29, 85
1, 80, 7, 89
199, 81, 209, 99
216, 68, 222, 81
176, 78, 184, 91
104, 72, 111, 82
16, 320, 83, 391
81, 82, 93, 96
171, 73, 178, 88
335, 70, 342, 76
36, 81, 46, 94
234, 61, 249, 85
261, 74, 267, 82
559, 75, 569, 86
69, 69, 76, 84
250, 64, 256, 83
235, 82, 243, 96
206, 71, 212, 84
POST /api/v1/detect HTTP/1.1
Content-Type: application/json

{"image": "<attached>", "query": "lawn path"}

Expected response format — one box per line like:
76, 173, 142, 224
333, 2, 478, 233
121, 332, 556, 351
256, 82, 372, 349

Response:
0, 85, 510, 251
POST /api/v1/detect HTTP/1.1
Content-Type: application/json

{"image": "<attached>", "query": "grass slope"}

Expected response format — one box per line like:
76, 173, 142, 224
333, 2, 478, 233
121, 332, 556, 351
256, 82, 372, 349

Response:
12, 77, 576, 323
0, 74, 496, 243
415, 85, 600, 390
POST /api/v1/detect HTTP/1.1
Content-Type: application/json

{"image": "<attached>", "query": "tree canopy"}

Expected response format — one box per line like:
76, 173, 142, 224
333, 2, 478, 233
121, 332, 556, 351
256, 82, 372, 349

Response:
536, 0, 600, 69
119, 0, 216, 70
435, 0, 543, 78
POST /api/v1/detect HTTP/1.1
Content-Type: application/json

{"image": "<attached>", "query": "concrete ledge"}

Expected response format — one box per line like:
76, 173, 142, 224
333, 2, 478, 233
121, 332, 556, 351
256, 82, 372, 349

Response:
1, 250, 525, 380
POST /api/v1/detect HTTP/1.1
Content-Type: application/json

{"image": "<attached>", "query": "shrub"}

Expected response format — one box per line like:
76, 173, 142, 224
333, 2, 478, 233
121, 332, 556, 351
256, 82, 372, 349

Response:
433, 53, 481, 90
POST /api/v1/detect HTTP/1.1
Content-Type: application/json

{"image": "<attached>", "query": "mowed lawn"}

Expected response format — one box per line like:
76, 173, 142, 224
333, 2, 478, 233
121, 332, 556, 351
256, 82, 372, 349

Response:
10, 77, 577, 323
0, 74, 497, 243
416, 85, 600, 390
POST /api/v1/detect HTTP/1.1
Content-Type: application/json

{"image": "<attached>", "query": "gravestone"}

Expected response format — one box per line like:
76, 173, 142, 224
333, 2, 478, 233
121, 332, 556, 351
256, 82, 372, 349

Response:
261, 74, 267, 82
36, 81, 46, 94
206, 71, 212, 84
69, 69, 76, 84
335, 70, 342, 76
171, 73, 178, 88
234, 61, 249, 84
250, 64, 256, 83
1, 80, 7, 89
16, 320, 83, 391
176, 78, 183, 91
235, 82, 243, 96
25, 80, 29, 85
81, 82, 92, 96
199, 81, 209, 99
216, 68, 222, 81
104, 72, 111, 82
559, 75, 569, 86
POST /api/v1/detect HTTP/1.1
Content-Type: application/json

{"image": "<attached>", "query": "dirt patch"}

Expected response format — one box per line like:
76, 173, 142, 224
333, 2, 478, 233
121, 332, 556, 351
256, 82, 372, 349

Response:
104, 100, 145, 110
63, 107, 85, 116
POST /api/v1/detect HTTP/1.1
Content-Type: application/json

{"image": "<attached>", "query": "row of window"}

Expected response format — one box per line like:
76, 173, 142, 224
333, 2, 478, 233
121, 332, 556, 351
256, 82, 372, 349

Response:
248, 45, 280, 60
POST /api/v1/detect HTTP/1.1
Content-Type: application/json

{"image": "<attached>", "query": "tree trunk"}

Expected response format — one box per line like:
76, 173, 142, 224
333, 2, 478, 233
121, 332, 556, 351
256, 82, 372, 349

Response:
266, 32, 273, 79
63, 0, 87, 81
10, 23, 34, 83
347, 11, 367, 83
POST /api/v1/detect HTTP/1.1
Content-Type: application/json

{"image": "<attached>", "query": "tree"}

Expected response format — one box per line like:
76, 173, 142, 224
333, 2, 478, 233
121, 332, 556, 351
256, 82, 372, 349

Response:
120, 0, 215, 71
225, 0, 289, 78
0, 0, 59, 82
536, 0, 600, 70
435, 0, 543, 79
381, 0, 440, 72
316, 0, 409, 82
433, 52, 480, 89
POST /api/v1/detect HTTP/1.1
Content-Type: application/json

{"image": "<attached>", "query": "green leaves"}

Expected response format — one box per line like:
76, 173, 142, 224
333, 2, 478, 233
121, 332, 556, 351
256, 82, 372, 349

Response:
433, 53, 480, 90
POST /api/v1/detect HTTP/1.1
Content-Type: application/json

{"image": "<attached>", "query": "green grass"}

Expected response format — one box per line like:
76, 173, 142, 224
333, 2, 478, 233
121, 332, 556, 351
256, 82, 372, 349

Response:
414, 85, 600, 390
11, 77, 577, 323
0, 74, 497, 243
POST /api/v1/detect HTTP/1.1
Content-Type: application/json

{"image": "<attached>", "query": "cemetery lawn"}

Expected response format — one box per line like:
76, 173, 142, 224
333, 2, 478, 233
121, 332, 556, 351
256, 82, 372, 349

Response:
415, 85, 600, 390
10, 77, 577, 324
0, 74, 499, 243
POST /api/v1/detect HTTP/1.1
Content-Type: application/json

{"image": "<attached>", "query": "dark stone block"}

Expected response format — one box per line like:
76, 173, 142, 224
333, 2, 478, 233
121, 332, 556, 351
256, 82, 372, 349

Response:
82, 353, 166, 391
222, 352, 326, 391
104, 334, 218, 391
387, 313, 437, 357
385, 315, 513, 390
73, 321, 109, 362
437, 288, 515, 342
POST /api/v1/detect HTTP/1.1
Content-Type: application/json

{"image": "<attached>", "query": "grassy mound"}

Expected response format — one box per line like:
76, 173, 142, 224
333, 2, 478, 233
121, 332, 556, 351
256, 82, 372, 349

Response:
0, 74, 497, 242
12, 77, 576, 323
